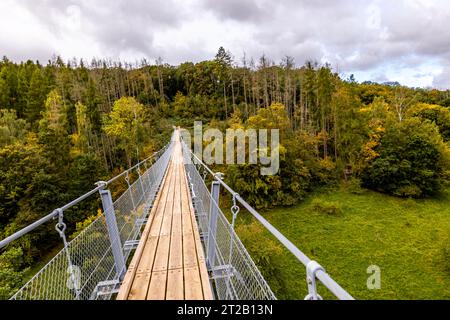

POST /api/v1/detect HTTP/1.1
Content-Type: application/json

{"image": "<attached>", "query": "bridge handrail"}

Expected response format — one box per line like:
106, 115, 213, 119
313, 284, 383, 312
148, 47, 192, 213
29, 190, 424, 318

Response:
182, 142, 354, 300
0, 143, 170, 250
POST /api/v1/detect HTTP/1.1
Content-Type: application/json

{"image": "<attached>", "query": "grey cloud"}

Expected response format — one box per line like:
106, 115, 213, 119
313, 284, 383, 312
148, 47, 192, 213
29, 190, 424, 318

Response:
372, 73, 389, 83
2, 0, 450, 88
203, 0, 450, 85
0, 42, 54, 64
201, 0, 268, 22
20, 0, 185, 57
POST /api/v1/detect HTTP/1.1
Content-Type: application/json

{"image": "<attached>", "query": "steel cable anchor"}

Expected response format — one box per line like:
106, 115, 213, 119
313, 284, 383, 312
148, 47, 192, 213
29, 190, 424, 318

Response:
54, 208, 80, 299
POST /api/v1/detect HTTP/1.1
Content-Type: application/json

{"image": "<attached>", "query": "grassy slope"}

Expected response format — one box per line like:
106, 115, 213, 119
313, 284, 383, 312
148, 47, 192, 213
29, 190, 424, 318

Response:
235, 187, 450, 300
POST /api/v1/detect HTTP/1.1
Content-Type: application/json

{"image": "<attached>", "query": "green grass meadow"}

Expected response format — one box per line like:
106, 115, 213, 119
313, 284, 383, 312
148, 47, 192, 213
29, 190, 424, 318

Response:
234, 187, 450, 300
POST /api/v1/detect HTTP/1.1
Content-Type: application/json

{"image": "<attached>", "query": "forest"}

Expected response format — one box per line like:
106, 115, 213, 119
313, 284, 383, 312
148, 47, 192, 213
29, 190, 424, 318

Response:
1, 47, 450, 299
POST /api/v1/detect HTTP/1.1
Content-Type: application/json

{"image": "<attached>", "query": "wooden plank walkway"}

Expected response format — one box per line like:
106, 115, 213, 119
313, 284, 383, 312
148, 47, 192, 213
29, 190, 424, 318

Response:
117, 130, 212, 300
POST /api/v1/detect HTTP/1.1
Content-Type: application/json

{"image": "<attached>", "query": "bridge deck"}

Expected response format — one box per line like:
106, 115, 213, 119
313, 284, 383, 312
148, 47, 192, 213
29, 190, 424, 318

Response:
117, 132, 212, 300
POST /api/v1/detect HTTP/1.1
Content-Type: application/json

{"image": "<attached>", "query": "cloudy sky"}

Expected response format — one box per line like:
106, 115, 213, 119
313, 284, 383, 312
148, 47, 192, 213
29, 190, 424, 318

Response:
1, 0, 450, 89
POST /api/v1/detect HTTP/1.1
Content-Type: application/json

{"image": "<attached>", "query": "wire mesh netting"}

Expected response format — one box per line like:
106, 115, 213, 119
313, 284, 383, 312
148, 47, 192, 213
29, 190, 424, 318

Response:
182, 143, 276, 300
10, 142, 173, 300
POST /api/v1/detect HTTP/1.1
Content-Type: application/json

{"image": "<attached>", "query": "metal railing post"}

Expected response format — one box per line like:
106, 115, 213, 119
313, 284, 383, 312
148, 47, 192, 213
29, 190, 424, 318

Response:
207, 173, 223, 269
97, 183, 126, 280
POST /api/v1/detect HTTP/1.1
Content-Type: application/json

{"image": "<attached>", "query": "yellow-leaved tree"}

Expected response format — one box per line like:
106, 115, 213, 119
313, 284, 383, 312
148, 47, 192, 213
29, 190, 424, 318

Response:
103, 97, 145, 167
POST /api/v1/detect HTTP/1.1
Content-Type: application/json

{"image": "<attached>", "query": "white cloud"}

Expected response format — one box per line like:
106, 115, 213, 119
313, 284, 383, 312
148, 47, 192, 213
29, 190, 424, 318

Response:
433, 64, 450, 89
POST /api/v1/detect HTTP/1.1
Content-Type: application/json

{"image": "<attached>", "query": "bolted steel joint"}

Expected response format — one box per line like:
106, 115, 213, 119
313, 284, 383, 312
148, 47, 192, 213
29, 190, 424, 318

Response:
214, 172, 224, 180
305, 260, 325, 300
95, 181, 108, 189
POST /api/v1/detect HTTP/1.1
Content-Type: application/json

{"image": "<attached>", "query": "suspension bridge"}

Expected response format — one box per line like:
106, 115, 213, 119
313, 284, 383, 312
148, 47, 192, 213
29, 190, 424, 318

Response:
0, 129, 354, 300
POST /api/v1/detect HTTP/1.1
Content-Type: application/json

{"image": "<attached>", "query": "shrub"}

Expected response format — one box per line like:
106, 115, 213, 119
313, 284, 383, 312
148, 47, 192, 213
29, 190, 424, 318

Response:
343, 178, 365, 195
396, 184, 422, 198
0, 247, 27, 300
311, 198, 342, 215
362, 118, 450, 197
314, 158, 338, 186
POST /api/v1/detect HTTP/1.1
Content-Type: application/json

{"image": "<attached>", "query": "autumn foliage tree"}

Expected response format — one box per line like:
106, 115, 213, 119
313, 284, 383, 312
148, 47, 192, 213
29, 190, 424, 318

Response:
103, 97, 146, 167
227, 103, 310, 209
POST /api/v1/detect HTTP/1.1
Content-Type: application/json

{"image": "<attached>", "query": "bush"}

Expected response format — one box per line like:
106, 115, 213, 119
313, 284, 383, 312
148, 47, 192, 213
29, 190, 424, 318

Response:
0, 247, 27, 300
362, 118, 450, 197
396, 184, 422, 198
343, 178, 365, 194
314, 158, 338, 186
311, 198, 342, 215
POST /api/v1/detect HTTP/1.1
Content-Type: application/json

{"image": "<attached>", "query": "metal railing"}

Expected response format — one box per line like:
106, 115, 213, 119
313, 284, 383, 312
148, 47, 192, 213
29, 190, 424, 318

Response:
2, 138, 174, 300
183, 148, 276, 300
181, 140, 354, 301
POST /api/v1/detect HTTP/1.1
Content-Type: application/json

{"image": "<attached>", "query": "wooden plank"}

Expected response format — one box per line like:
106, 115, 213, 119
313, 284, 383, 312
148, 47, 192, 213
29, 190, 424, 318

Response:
146, 271, 167, 300
124, 162, 176, 299
156, 160, 176, 236
136, 237, 158, 274
188, 200, 212, 299
171, 204, 182, 230
181, 165, 198, 268
159, 187, 174, 236
182, 233, 198, 269
181, 190, 194, 236
166, 269, 184, 300
116, 268, 137, 300
148, 158, 176, 237
166, 163, 184, 299
149, 194, 169, 236
134, 166, 175, 274
191, 218, 213, 299
147, 157, 176, 299
184, 267, 204, 300
169, 163, 183, 271
116, 159, 173, 300
127, 273, 151, 300
180, 176, 204, 299
168, 232, 183, 270
152, 235, 171, 272
139, 157, 174, 242
120, 130, 213, 300
181, 161, 213, 300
